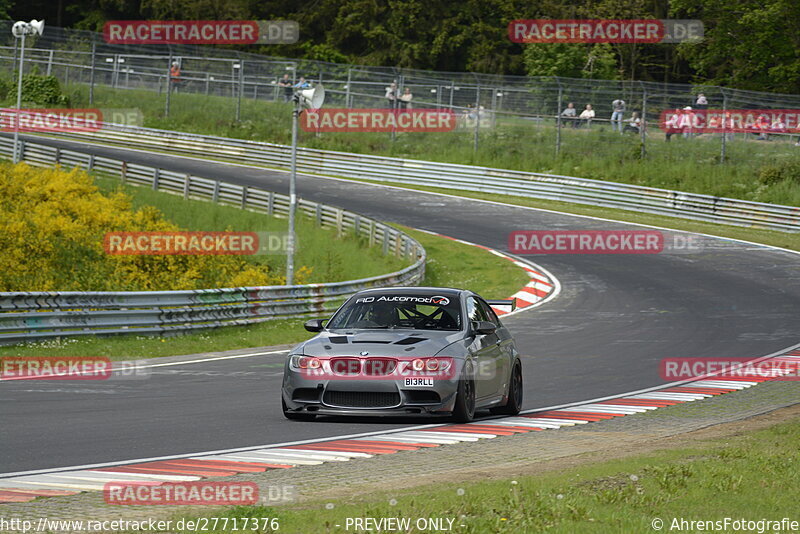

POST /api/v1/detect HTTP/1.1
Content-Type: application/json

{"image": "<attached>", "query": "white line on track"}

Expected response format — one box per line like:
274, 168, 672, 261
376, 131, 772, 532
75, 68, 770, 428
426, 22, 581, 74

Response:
0, 350, 289, 382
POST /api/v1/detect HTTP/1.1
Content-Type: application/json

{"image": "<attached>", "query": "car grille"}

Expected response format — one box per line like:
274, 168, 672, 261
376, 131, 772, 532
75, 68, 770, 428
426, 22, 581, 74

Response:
323, 390, 401, 408
364, 358, 397, 375
328, 357, 398, 376
329, 357, 361, 375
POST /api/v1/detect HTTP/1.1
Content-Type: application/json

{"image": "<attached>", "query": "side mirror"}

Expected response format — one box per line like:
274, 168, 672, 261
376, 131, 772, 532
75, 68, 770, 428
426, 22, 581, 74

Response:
304, 319, 326, 332
472, 320, 497, 335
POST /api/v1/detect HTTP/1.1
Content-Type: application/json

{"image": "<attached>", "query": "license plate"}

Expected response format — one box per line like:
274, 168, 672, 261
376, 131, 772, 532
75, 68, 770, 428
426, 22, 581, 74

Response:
404, 377, 434, 387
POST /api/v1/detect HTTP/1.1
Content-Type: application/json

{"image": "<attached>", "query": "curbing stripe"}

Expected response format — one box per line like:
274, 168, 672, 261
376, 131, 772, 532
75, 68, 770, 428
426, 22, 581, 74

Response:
4, 344, 800, 503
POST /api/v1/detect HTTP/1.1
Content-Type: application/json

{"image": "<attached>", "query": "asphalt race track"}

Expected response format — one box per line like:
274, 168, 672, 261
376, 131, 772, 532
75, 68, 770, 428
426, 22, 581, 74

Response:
1, 134, 798, 474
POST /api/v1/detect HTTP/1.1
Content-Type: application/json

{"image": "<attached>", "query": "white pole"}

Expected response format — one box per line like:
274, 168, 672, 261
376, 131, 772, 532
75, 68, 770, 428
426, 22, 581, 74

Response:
286, 101, 299, 285
13, 31, 26, 164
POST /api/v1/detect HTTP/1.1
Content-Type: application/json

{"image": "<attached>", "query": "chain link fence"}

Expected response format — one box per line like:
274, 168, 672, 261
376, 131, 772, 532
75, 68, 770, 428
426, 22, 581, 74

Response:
2, 23, 800, 179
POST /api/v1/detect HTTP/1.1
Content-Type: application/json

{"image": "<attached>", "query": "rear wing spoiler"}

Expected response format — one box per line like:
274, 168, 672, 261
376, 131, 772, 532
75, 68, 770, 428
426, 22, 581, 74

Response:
487, 299, 517, 311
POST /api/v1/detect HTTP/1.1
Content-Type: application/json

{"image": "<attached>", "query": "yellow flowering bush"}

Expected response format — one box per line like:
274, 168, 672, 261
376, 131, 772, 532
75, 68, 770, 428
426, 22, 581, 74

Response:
0, 163, 309, 291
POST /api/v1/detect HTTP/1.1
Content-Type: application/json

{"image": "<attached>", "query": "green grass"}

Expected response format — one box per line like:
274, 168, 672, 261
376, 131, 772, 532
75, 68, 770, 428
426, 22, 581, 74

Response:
0, 223, 529, 360
93, 176, 408, 284
400, 226, 529, 299
58, 83, 800, 207
175, 415, 800, 533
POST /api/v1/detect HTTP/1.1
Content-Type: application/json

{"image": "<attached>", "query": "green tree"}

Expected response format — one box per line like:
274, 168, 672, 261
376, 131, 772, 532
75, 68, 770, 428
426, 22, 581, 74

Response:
0, 0, 12, 20
672, 0, 800, 93
257, 0, 563, 74
524, 43, 618, 79
140, 0, 251, 20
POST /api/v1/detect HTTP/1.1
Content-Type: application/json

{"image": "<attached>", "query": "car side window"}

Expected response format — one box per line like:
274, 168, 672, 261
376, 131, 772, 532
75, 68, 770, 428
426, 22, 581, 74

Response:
478, 299, 501, 326
466, 297, 488, 322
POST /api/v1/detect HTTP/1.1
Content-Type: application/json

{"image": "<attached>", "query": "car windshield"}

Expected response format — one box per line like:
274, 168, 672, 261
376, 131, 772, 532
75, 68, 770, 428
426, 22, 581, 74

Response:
327, 294, 461, 331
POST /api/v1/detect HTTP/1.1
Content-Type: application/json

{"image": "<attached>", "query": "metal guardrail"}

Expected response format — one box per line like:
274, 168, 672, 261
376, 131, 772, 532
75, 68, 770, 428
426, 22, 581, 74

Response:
0, 136, 426, 345
40, 122, 800, 232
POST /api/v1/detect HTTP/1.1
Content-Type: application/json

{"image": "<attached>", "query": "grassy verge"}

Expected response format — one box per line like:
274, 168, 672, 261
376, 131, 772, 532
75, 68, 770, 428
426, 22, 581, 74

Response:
92, 176, 408, 284
177, 415, 800, 533
400, 226, 529, 299
0, 225, 529, 360
58, 83, 800, 207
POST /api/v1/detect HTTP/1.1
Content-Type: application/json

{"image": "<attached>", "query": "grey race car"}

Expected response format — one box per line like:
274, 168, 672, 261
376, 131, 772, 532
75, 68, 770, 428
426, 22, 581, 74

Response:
281, 287, 522, 422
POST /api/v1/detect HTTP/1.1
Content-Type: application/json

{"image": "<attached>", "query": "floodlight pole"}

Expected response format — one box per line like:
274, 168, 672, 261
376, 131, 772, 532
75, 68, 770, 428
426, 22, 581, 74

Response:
286, 98, 300, 285
12, 30, 27, 164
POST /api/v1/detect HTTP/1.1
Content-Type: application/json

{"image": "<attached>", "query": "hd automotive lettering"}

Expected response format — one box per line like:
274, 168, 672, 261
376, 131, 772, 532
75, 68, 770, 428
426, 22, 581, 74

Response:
355, 295, 451, 305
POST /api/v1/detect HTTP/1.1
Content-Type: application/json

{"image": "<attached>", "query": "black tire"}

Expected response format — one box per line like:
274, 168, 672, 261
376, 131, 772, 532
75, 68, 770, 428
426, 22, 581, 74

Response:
282, 398, 316, 421
490, 361, 523, 416
451, 365, 476, 423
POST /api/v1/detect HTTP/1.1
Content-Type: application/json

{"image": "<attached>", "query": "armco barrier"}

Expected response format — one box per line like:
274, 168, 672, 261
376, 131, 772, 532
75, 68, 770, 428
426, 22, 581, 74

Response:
0, 136, 425, 345
30, 121, 800, 232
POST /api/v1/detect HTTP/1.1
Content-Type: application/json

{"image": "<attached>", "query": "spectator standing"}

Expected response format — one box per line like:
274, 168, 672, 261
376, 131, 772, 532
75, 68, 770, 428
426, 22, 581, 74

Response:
169, 61, 181, 93
611, 98, 626, 132
579, 104, 595, 128
277, 74, 293, 102
385, 82, 398, 109
561, 102, 577, 128
399, 87, 413, 110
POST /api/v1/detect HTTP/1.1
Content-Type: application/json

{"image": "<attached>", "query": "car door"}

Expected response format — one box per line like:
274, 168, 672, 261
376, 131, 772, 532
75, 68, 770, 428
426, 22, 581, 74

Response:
466, 296, 503, 400
478, 298, 512, 397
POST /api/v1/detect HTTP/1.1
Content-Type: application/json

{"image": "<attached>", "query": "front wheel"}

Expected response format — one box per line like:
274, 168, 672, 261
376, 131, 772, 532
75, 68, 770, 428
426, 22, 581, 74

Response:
490, 361, 523, 416
451, 366, 476, 423
282, 398, 316, 421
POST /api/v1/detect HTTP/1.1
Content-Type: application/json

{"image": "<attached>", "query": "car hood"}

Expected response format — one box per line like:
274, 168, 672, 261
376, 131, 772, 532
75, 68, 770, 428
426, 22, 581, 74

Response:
298, 329, 465, 358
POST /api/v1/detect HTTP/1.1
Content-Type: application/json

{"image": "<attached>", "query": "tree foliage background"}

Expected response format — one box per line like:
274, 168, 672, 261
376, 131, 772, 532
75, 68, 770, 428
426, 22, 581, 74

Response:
8, 0, 800, 93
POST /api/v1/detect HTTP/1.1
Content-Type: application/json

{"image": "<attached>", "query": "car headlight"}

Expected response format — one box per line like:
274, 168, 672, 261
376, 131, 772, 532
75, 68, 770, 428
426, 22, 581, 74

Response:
406, 358, 452, 373
289, 355, 322, 370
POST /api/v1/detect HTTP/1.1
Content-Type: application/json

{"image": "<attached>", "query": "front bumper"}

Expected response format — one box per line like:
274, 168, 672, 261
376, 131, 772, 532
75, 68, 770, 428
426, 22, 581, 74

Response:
282, 370, 459, 416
